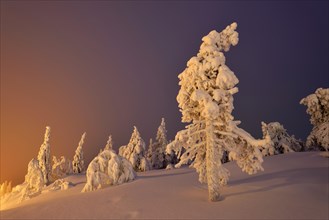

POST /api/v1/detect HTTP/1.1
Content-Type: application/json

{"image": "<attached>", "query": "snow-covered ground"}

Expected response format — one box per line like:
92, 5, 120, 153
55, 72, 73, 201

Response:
1, 152, 328, 219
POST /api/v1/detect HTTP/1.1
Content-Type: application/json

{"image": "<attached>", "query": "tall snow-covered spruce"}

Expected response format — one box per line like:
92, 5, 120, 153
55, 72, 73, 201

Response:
73, 132, 86, 173
119, 126, 150, 172
175, 22, 272, 201
300, 88, 329, 151
37, 126, 51, 184
150, 118, 168, 169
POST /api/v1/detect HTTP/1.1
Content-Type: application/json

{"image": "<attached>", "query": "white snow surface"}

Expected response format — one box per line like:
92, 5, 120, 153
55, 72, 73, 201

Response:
1, 152, 328, 219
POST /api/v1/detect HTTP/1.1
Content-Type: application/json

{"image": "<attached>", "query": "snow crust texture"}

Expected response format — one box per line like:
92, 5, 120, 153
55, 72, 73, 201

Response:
1, 153, 327, 219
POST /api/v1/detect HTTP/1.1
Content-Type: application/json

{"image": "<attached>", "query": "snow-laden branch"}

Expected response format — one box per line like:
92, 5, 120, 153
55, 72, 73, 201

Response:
231, 122, 271, 148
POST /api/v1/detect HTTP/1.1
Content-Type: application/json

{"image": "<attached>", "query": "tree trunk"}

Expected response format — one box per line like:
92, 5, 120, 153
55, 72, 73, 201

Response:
206, 119, 220, 201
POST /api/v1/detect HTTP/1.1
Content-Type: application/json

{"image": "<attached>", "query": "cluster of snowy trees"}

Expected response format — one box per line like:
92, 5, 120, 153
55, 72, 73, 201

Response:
2, 23, 327, 206
1, 127, 88, 204
82, 118, 185, 192
1, 118, 180, 201
115, 118, 178, 173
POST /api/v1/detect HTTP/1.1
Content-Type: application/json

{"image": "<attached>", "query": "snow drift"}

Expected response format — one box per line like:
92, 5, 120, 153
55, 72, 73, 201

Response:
1, 152, 327, 220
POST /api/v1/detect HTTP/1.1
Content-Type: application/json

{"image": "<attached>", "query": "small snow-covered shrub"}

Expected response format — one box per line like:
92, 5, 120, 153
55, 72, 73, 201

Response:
52, 156, 73, 180
165, 164, 174, 170
49, 179, 73, 191
0, 181, 12, 197
261, 122, 304, 155
300, 88, 329, 151
119, 126, 150, 172
82, 150, 135, 192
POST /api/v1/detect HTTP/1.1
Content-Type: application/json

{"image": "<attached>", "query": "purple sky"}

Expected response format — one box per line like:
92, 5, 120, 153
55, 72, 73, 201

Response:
1, 1, 328, 184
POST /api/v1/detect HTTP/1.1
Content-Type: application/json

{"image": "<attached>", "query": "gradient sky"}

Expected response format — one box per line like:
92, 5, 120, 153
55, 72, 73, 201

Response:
1, 1, 328, 185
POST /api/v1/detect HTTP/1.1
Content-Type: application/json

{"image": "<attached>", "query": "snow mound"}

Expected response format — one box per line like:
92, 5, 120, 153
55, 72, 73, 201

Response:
45, 179, 73, 192
165, 164, 174, 170
82, 150, 136, 192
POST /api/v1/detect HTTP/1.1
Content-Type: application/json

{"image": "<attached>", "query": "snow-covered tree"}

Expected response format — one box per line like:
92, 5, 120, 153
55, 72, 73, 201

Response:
174, 22, 272, 201
24, 158, 45, 197
300, 88, 329, 151
119, 126, 150, 172
73, 132, 86, 173
0, 181, 12, 197
0, 159, 45, 205
147, 138, 155, 168
82, 150, 135, 192
104, 135, 113, 151
165, 143, 179, 168
156, 118, 168, 147
52, 156, 73, 180
37, 126, 51, 184
149, 118, 168, 169
261, 122, 304, 155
